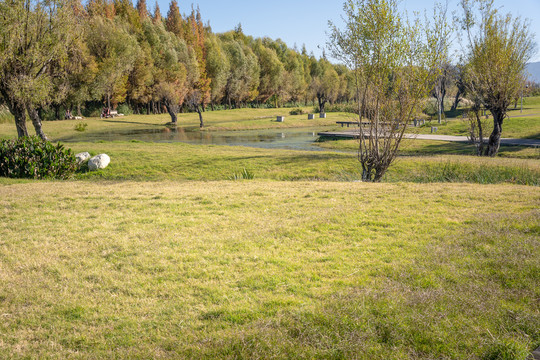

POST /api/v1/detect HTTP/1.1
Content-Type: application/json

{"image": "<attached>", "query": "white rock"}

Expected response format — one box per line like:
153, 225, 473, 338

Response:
75, 152, 91, 164
88, 154, 110, 171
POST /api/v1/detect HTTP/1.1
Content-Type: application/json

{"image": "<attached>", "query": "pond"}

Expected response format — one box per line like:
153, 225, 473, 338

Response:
60, 127, 330, 152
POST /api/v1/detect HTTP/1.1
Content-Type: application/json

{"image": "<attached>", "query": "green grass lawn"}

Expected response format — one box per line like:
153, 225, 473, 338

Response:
0, 181, 538, 359
0, 140, 531, 185
0, 104, 539, 358
317, 137, 540, 159
0, 106, 348, 141
415, 96, 540, 139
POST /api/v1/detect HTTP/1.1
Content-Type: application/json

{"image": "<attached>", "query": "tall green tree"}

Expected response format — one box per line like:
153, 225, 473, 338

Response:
143, 19, 195, 123
253, 40, 285, 104
222, 37, 260, 108
185, 7, 210, 127
309, 59, 339, 113
459, 0, 536, 156
85, 16, 139, 109
0, 0, 78, 139
165, 0, 183, 38
205, 34, 230, 109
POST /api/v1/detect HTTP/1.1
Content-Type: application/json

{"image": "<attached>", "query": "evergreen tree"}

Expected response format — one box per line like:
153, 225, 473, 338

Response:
165, 0, 183, 38
153, 1, 162, 24
136, 0, 148, 19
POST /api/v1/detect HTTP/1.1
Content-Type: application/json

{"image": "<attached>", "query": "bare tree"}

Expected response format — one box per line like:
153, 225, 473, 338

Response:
329, 0, 450, 181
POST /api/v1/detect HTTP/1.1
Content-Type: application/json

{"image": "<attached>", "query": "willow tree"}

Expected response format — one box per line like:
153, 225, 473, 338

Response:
205, 34, 230, 109
329, 0, 450, 181
309, 59, 340, 113
459, 0, 536, 156
85, 16, 139, 109
0, 0, 77, 139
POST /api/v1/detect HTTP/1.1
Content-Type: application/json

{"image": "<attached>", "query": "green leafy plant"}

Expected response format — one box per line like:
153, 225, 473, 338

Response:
0, 136, 78, 179
117, 104, 133, 115
230, 168, 254, 180
74, 122, 88, 132
289, 108, 304, 115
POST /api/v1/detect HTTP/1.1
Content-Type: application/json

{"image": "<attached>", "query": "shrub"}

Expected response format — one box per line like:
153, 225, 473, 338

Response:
289, 108, 304, 115
0, 136, 78, 179
74, 122, 88, 132
117, 104, 133, 115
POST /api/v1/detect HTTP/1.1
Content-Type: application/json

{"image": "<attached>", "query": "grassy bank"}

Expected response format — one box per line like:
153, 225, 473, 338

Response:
317, 137, 540, 159
0, 140, 528, 185
0, 181, 538, 359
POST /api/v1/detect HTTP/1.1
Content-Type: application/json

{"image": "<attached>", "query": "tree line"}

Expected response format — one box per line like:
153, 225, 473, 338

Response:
0, 0, 355, 137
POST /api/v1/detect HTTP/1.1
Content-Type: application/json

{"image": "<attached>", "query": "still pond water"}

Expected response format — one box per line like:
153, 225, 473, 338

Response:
61, 127, 329, 152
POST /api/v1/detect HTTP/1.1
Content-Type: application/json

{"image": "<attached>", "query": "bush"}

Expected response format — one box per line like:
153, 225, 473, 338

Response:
0, 136, 78, 179
117, 104, 133, 115
314, 103, 359, 114
74, 122, 88, 132
289, 108, 304, 115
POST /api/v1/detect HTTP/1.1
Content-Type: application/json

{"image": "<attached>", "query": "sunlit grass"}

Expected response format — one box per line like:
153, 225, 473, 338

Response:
318, 137, 540, 159
0, 107, 347, 141
0, 103, 539, 358
0, 181, 538, 358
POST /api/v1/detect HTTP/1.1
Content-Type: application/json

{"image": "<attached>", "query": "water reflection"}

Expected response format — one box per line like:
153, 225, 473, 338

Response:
60, 126, 326, 151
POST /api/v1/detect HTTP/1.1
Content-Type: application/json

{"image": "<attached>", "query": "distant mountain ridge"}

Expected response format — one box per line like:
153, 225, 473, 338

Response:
526, 62, 540, 83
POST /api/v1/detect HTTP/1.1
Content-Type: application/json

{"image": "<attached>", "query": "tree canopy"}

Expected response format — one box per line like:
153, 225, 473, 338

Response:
0, 0, 355, 133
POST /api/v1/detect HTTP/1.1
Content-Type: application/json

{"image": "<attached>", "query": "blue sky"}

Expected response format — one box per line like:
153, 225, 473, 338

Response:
156, 0, 540, 62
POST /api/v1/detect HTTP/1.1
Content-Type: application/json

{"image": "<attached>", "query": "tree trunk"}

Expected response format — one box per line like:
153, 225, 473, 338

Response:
318, 96, 326, 113
3, 96, 29, 138
450, 90, 461, 112
26, 105, 48, 140
197, 104, 204, 128
54, 104, 61, 121
164, 102, 177, 123
485, 110, 504, 157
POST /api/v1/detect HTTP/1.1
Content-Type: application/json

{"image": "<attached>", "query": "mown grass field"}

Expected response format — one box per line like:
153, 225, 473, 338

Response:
0, 106, 348, 141
1, 181, 539, 359
1, 101, 539, 358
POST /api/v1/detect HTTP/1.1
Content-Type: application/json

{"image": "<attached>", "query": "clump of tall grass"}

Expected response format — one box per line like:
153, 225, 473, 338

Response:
406, 160, 539, 186
230, 168, 254, 180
